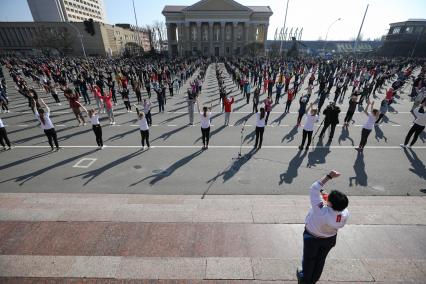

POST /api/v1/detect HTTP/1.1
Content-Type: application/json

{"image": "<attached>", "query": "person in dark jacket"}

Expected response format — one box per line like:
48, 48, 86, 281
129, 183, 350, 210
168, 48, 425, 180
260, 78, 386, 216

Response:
319, 102, 341, 141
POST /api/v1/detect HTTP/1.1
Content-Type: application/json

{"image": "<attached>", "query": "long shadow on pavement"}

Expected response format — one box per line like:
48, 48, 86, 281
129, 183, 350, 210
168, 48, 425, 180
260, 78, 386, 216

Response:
338, 127, 355, 146
0, 150, 52, 171
106, 127, 140, 142
282, 125, 299, 143
279, 149, 308, 185
65, 149, 144, 185
306, 139, 331, 168
152, 125, 188, 142
206, 147, 258, 186
349, 151, 368, 187
0, 149, 98, 186
403, 148, 426, 180
194, 125, 227, 144
130, 149, 204, 186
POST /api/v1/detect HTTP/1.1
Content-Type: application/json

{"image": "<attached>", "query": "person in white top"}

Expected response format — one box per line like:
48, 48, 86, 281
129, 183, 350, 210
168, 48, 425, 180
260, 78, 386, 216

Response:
254, 107, 266, 149
143, 98, 152, 126
299, 103, 319, 151
297, 170, 349, 284
135, 104, 150, 149
356, 101, 379, 152
34, 98, 60, 151
0, 117, 12, 150
401, 101, 426, 148
80, 103, 103, 149
196, 98, 212, 149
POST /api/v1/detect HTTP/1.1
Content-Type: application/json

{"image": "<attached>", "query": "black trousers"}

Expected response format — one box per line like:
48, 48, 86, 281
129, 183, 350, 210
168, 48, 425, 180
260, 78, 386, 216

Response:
0, 127, 11, 148
146, 111, 152, 126
344, 111, 355, 123
124, 101, 131, 110
255, 126, 264, 148
300, 129, 313, 148
44, 128, 59, 148
265, 111, 271, 125
92, 124, 103, 146
285, 101, 292, 113
320, 122, 337, 139
246, 93, 251, 104
158, 99, 165, 112
140, 129, 150, 147
404, 123, 425, 146
359, 128, 372, 148
201, 127, 210, 146
301, 229, 336, 284
376, 113, 385, 124
252, 102, 258, 113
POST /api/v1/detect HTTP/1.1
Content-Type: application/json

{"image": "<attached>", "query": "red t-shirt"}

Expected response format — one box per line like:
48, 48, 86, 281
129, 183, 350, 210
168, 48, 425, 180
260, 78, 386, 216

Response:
224, 97, 234, 112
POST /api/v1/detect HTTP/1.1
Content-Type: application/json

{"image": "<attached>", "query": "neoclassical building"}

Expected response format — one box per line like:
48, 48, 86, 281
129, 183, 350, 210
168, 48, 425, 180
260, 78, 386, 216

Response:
162, 0, 272, 57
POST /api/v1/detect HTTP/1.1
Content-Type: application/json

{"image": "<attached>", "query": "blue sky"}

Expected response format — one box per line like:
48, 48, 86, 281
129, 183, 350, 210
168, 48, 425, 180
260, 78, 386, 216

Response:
1, 0, 425, 40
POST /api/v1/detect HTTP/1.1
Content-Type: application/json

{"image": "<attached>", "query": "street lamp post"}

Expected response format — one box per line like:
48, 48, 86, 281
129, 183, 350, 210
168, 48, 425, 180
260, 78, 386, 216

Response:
279, 0, 290, 56
65, 22, 87, 58
322, 18, 341, 53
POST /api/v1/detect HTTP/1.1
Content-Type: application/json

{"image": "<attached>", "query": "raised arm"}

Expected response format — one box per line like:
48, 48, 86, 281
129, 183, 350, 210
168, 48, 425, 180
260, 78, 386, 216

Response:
310, 170, 341, 210
134, 104, 140, 116
196, 98, 201, 114
364, 101, 370, 115
370, 101, 375, 112
306, 102, 313, 113
77, 101, 88, 114
40, 98, 50, 113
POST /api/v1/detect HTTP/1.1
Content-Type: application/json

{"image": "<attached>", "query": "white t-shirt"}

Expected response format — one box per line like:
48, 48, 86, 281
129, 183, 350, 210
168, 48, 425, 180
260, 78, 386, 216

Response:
138, 117, 149, 130
363, 113, 375, 130
35, 109, 54, 130
0, 118, 4, 128
90, 114, 100, 125
305, 181, 350, 238
413, 107, 426, 127
200, 112, 211, 129
256, 112, 266, 127
303, 114, 319, 131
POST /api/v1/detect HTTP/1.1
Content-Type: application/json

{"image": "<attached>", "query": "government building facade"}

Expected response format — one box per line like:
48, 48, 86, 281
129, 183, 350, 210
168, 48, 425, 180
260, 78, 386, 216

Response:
162, 0, 272, 57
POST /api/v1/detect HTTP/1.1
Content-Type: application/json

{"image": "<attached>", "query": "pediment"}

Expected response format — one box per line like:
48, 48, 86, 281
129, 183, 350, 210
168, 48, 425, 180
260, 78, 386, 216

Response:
183, 0, 251, 12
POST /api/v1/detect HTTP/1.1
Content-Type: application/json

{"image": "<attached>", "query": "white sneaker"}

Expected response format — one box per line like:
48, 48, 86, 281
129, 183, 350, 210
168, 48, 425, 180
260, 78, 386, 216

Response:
400, 144, 406, 148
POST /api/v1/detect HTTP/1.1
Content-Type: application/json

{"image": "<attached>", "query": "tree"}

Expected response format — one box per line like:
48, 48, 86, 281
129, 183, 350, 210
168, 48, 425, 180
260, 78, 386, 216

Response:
269, 42, 280, 58
33, 27, 75, 56
243, 42, 264, 57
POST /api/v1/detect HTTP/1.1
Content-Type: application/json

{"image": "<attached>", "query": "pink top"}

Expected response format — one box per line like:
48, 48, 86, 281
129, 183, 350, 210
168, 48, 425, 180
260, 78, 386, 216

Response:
264, 98, 272, 112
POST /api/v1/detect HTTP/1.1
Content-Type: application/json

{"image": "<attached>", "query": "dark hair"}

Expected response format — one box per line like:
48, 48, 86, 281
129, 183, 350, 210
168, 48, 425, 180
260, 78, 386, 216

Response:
260, 107, 265, 119
203, 106, 208, 117
38, 108, 45, 125
328, 190, 349, 211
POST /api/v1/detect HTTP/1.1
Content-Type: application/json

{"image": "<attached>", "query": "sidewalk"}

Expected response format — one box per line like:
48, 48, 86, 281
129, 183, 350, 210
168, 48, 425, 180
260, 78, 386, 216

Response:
0, 193, 425, 283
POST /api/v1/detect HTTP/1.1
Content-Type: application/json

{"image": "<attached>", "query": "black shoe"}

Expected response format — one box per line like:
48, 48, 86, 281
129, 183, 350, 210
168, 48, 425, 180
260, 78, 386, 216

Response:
299, 145, 303, 150
296, 267, 304, 284
305, 146, 309, 151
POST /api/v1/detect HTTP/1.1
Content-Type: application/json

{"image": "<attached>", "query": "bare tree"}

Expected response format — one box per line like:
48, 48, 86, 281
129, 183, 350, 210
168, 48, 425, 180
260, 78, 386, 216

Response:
33, 27, 75, 55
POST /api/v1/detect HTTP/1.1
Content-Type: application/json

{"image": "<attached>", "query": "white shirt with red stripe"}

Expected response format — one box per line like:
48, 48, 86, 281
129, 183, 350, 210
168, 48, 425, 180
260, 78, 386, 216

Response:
305, 181, 349, 238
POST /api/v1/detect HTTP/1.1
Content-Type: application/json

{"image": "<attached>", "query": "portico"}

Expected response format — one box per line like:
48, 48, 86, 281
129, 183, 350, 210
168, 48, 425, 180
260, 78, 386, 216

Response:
162, 0, 272, 57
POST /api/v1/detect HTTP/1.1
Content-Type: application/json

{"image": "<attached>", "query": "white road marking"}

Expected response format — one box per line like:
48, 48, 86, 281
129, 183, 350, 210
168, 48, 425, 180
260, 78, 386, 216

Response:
9, 145, 426, 149
56, 124, 66, 127
9, 110, 415, 114
72, 158, 97, 168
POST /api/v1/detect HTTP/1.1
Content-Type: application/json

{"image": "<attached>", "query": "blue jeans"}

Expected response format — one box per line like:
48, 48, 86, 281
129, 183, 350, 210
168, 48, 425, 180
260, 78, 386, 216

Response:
299, 229, 336, 284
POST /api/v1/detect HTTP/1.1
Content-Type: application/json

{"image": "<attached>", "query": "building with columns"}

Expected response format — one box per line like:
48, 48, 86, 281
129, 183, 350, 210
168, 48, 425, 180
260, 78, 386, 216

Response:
162, 0, 272, 57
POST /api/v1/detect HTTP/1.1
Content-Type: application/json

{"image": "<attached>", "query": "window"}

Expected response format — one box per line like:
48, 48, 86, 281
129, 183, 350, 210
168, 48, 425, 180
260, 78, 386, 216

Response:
392, 27, 401, 34
404, 26, 413, 33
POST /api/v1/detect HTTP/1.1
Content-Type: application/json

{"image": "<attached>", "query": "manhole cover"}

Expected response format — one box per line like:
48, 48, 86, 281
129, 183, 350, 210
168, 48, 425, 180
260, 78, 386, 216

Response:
133, 165, 142, 169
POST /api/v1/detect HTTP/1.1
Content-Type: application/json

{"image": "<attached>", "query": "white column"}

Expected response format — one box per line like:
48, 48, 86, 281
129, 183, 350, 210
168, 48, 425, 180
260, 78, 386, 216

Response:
263, 24, 269, 54
232, 22, 238, 55
220, 22, 225, 56
196, 21, 202, 53
244, 22, 250, 46
166, 23, 172, 57
185, 22, 190, 56
208, 22, 213, 56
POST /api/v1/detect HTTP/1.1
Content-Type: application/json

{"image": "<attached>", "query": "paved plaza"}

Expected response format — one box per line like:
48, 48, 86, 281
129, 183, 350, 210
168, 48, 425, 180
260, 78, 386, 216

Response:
0, 63, 425, 282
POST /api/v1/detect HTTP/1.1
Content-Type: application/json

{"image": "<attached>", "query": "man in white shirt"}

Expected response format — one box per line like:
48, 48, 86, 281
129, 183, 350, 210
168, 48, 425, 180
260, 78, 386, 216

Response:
297, 170, 349, 284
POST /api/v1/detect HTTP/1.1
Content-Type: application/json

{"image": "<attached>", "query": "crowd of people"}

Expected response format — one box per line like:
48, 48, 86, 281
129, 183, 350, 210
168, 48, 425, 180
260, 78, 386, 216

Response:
0, 55, 425, 152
